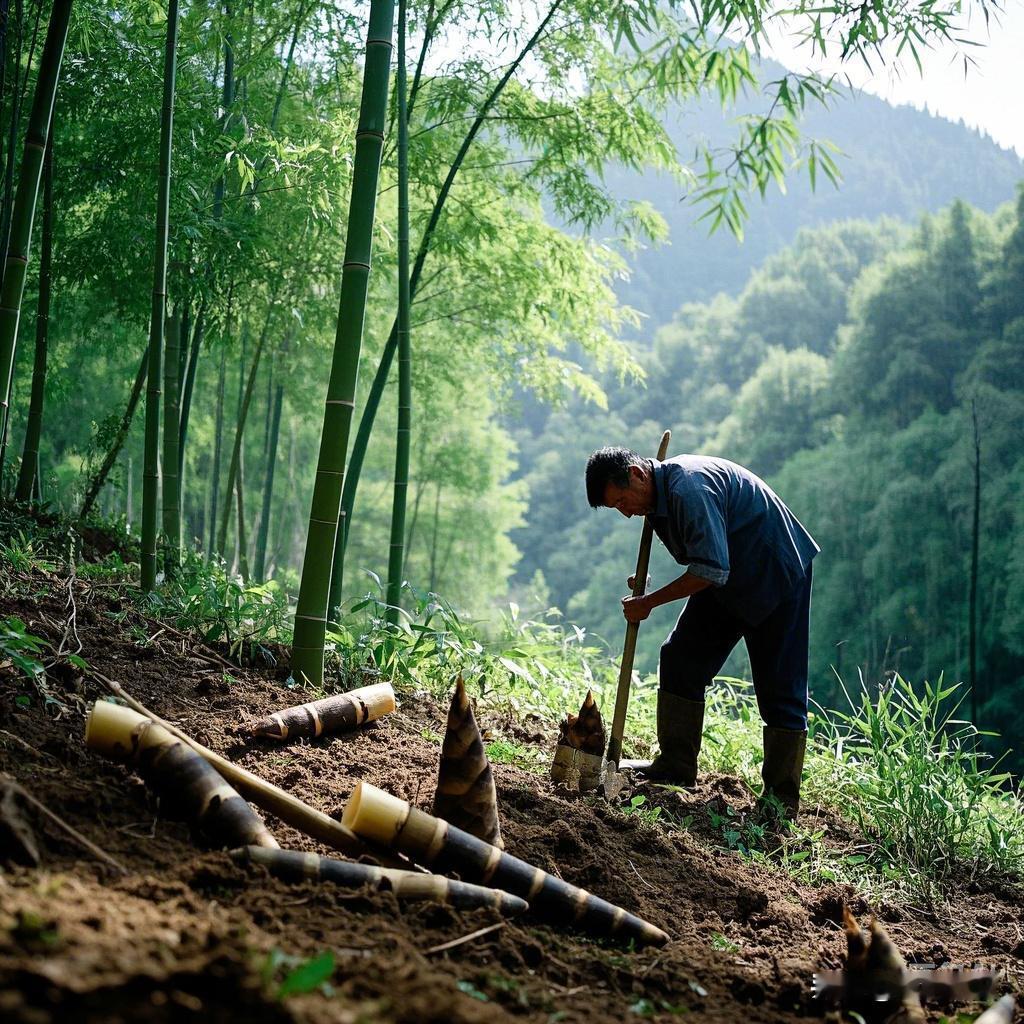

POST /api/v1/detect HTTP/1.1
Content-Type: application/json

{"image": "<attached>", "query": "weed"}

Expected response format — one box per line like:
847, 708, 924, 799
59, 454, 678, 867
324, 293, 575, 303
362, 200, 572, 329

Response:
0, 617, 46, 680
622, 794, 663, 826
710, 932, 740, 954
485, 739, 546, 772
818, 674, 1024, 898
261, 948, 335, 1000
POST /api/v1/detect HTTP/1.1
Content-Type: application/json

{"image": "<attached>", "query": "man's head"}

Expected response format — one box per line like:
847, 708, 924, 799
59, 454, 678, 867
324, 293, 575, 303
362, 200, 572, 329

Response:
585, 447, 656, 517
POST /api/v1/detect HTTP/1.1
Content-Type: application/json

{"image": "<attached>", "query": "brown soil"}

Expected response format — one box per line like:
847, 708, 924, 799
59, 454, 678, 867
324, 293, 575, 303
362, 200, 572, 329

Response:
1, 569, 1022, 1024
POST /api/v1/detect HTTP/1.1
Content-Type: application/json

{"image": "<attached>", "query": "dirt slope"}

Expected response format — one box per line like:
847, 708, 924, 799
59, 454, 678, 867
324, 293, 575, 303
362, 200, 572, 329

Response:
0, 572, 1021, 1023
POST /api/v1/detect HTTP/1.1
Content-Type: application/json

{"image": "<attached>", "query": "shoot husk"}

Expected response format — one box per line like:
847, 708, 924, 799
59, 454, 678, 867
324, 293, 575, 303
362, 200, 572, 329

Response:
343, 781, 668, 946
251, 681, 396, 741
233, 845, 527, 915
432, 677, 502, 846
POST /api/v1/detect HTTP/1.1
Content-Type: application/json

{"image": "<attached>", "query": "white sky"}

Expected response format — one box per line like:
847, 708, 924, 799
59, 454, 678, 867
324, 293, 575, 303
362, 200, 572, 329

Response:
761, 0, 1024, 157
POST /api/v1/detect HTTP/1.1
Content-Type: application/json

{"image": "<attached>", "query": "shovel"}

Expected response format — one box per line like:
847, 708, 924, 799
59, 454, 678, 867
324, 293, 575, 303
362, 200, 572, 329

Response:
602, 428, 671, 800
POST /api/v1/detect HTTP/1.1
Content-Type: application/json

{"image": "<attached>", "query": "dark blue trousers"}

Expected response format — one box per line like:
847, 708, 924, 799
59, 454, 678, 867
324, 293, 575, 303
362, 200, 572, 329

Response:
659, 565, 812, 731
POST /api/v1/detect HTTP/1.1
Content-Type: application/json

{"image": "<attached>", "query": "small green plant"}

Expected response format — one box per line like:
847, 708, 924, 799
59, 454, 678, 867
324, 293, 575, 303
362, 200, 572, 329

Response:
148, 553, 290, 662
622, 794, 663, 826
0, 617, 46, 680
710, 932, 740, 953
485, 739, 545, 772
261, 948, 335, 1000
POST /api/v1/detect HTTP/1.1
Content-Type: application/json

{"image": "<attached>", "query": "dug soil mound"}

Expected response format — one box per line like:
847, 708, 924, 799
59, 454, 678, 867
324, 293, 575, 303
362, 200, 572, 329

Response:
1, 571, 1021, 1023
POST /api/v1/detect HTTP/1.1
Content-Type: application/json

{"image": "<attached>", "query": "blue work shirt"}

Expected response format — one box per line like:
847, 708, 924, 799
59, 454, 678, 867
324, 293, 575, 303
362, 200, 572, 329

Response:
649, 455, 819, 625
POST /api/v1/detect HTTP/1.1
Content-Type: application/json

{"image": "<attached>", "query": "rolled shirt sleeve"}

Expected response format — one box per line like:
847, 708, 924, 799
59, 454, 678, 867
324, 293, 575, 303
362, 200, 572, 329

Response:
675, 476, 730, 586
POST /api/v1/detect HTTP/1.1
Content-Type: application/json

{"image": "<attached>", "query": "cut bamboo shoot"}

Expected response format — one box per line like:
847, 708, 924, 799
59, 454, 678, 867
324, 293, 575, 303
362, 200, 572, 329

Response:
344, 782, 668, 946
90, 679, 400, 866
551, 690, 606, 792
251, 682, 396, 740
232, 846, 528, 915
432, 677, 502, 846
86, 701, 277, 849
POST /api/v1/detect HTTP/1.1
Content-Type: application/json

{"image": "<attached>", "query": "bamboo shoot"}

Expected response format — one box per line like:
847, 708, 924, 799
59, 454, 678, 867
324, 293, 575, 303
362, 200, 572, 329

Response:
232, 845, 527, 915
343, 782, 668, 946
551, 690, 606, 792
86, 700, 276, 849
433, 677, 501, 847
251, 681, 396, 740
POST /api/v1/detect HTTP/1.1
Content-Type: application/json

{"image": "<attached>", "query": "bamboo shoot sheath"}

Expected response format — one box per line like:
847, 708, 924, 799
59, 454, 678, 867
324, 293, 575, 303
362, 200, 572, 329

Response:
343, 782, 668, 946
86, 700, 277, 849
232, 845, 527, 915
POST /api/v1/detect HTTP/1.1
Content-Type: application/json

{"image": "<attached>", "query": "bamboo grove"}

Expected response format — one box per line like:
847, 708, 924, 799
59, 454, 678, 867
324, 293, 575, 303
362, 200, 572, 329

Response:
0, 0, 994, 682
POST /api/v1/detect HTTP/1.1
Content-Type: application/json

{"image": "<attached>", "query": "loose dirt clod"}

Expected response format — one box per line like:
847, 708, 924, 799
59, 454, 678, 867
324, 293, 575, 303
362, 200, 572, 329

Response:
432, 677, 502, 847
0, 780, 39, 865
250, 681, 396, 740
233, 845, 528, 915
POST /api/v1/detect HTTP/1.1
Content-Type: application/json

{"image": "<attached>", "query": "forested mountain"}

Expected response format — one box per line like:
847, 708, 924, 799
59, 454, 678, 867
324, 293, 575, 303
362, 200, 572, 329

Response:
605, 75, 1023, 328
511, 194, 1024, 771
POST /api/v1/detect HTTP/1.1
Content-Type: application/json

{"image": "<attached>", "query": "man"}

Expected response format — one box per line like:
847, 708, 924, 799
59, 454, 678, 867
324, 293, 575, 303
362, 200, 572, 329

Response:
585, 448, 819, 817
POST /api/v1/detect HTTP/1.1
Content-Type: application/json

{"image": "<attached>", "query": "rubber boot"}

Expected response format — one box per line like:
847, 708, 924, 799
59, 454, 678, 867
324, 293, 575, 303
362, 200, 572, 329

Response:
761, 726, 807, 819
622, 692, 704, 787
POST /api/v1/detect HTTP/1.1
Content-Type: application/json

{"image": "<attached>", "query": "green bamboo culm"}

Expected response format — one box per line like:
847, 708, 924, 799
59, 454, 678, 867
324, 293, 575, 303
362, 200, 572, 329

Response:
254, 336, 288, 582
327, 0, 562, 611
290, 0, 395, 686
385, 0, 411, 624
14, 130, 53, 502
0, 0, 71, 478
162, 309, 181, 566
141, 0, 180, 591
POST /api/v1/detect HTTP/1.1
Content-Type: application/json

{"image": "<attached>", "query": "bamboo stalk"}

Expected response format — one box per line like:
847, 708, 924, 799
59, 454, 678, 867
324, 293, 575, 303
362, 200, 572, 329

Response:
141, 0, 179, 591
329, 0, 564, 608
232, 846, 527, 915
92, 675, 398, 865
13, 126, 52, 502
253, 337, 286, 582
385, 0, 412, 624
250, 681, 395, 741
291, 0, 395, 686
162, 309, 181, 566
87, 700, 277, 849
79, 348, 147, 522
343, 782, 669, 946
0, 0, 70, 476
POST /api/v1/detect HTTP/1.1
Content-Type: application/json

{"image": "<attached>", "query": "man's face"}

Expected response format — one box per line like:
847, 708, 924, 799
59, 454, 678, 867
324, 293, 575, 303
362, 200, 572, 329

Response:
603, 465, 653, 518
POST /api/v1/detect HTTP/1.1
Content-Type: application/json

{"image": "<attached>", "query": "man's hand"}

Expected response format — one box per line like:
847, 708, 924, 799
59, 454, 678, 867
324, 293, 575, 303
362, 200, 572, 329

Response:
627, 573, 652, 591
621, 595, 652, 623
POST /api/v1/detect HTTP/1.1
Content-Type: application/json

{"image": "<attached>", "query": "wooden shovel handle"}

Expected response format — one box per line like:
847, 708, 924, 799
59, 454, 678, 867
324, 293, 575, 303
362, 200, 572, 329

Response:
605, 429, 671, 768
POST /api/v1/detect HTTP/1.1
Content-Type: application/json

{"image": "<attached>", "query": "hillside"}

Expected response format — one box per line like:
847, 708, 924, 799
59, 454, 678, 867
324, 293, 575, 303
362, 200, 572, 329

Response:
604, 72, 1023, 329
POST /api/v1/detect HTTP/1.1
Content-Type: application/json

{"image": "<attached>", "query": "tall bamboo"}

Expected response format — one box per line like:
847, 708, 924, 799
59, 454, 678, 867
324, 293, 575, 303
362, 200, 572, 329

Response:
290, 0, 395, 686
0, 0, 70, 481
79, 349, 147, 521
328, 0, 562, 609
177, 300, 205, 480
141, 0, 179, 591
207, 343, 226, 557
218, 303, 274, 555
254, 337, 287, 582
162, 309, 181, 565
13, 128, 51, 502
385, 0, 411, 623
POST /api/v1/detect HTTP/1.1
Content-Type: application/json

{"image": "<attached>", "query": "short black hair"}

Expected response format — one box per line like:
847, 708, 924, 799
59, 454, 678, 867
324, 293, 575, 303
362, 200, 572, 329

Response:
585, 447, 645, 508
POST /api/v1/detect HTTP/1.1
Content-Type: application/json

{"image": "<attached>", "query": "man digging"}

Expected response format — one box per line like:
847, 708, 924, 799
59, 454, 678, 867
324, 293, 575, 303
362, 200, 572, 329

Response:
586, 448, 819, 818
